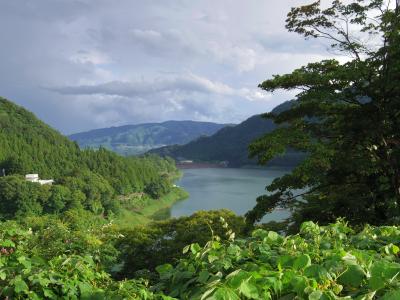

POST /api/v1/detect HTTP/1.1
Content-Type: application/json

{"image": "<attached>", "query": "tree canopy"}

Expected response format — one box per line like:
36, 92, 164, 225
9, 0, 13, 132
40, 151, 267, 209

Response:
246, 0, 400, 229
0, 97, 178, 219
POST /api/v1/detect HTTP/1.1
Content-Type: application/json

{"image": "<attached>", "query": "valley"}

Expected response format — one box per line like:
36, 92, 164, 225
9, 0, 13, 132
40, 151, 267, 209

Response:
1, 0, 399, 298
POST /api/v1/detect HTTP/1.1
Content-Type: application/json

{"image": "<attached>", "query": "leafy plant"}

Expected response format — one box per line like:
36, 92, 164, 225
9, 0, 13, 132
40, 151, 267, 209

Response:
156, 220, 400, 299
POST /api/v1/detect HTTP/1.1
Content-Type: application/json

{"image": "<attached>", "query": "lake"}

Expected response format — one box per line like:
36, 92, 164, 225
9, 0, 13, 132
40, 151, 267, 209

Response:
170, 167, 291, 222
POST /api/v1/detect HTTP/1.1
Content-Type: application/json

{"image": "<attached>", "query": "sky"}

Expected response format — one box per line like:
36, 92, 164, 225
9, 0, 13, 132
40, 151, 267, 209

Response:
0, 0, 335, 134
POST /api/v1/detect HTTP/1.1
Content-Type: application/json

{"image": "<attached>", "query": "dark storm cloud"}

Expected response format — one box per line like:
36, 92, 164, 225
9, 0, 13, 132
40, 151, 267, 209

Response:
0, 0, 334, 134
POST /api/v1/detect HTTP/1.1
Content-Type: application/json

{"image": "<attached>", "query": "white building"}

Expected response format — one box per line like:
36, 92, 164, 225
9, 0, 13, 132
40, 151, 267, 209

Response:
25, 174, 54, 185
179, 160, 193, 164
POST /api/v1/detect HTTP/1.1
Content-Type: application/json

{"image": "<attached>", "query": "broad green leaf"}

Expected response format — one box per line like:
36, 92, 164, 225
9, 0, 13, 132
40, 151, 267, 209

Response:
14, 276, 29, 293
266, 231, 282, 243
207, 287, 240, 300
278, 255, 294, 269
191, 243, 201, 254
338, 265, 365, 287
252, 229, 269, 239
208, 255, 219, 263
239, 279, 259, 299
309, 290, 322, 300
226, 270, 250, 289
79, 282, 93, 297
156, 264, 173, 280
380, 290, 400, 300
369, 261, 400, 290
300, 221, 319, 235
0, 271, 6, 280
198, 270, 210, 284
290, 275, 307, 296
304, 265, 330, 282
17, 256, 32, 270
293, 254, 311, 270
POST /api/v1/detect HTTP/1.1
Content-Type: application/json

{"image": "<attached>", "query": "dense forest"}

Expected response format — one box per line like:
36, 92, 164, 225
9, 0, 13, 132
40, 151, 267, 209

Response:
0, 97, 179, 218
1, 0, 400, 298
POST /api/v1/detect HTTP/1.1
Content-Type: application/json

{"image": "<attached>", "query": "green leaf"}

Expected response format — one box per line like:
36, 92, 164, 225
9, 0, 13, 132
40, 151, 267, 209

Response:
14, 276, 29, 293
300, 221, 319, 235
278, 255, 294, 269
380, 290, 400, 300
17, 256, 32, 270
309, 290, 322, 300
290, 275, 307, 296
156, 263, 173, 280
79, 282, 93, 297
338, 265, 365, 287
43, 289, 57, 298
190, 243, 202, 254
183, 245, 190, 254
266, 231, 282, 243
207, 287, 240, 300
1, 239, 15, 247
293, 254, 311, 270
304, 265, 330, 282
251, 229, 269, 239
201, 287, 217, 300
369, 261, 400, 290
0, 271, 6, 280
239, 279, 259, 299
226, 270, 250, 289
198, 270, 210, 284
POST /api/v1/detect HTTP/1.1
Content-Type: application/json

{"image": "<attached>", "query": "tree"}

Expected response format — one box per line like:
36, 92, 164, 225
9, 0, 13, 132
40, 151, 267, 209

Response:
246, 0, 400, 230
0, 176, 45, 218
45, 185, 70, 213
144, 175, 172, 199
0, 156, 26, 175
116, 210, 246, 278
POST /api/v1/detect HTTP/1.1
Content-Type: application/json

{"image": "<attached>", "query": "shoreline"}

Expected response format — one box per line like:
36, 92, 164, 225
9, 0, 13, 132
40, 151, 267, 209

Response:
177, 163, 227, 169
177, 164, 294, 171
115, 187, 189, 227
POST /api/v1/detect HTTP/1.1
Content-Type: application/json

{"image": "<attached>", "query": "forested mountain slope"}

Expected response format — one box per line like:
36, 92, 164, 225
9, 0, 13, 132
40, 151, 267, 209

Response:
150, 101, 304, 167
69, 120, 230, 155
0, 97, 177, 218
0, 97, 81, 178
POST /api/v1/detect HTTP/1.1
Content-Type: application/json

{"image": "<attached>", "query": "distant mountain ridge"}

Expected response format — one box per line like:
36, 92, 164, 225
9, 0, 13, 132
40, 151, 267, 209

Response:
150, 101, 304, 167
69, 120, 232, 156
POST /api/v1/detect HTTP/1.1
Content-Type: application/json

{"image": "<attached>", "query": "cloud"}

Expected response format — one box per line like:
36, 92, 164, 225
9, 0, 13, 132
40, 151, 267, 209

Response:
48, 73, 270, 101
45, 72, 274, 131
70, 50, 112, 65
0, 0, 338, 133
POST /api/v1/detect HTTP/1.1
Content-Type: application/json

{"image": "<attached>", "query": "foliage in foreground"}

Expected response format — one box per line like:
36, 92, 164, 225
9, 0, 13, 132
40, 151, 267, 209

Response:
2, 218, 400, 299
157, 220, 400, 299
0, 221, 163, 299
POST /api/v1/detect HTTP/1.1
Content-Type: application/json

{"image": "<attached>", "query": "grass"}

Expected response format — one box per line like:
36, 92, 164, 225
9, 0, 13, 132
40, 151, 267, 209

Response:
114, 187, 189, 228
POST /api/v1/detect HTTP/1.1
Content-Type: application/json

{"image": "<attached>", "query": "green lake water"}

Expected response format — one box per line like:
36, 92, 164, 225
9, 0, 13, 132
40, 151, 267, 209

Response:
170, 167, 291, 222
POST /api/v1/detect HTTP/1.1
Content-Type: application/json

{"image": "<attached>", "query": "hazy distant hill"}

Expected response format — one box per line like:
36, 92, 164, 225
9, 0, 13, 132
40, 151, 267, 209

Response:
150, 101, 304, 167
69, 121, 231, 155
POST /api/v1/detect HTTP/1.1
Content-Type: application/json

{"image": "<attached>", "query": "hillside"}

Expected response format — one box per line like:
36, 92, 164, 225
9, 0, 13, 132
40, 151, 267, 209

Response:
0, 97, 81, 178
0, 97, 180, 218
69, 120, 230, 155
150, 101, 304, 167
